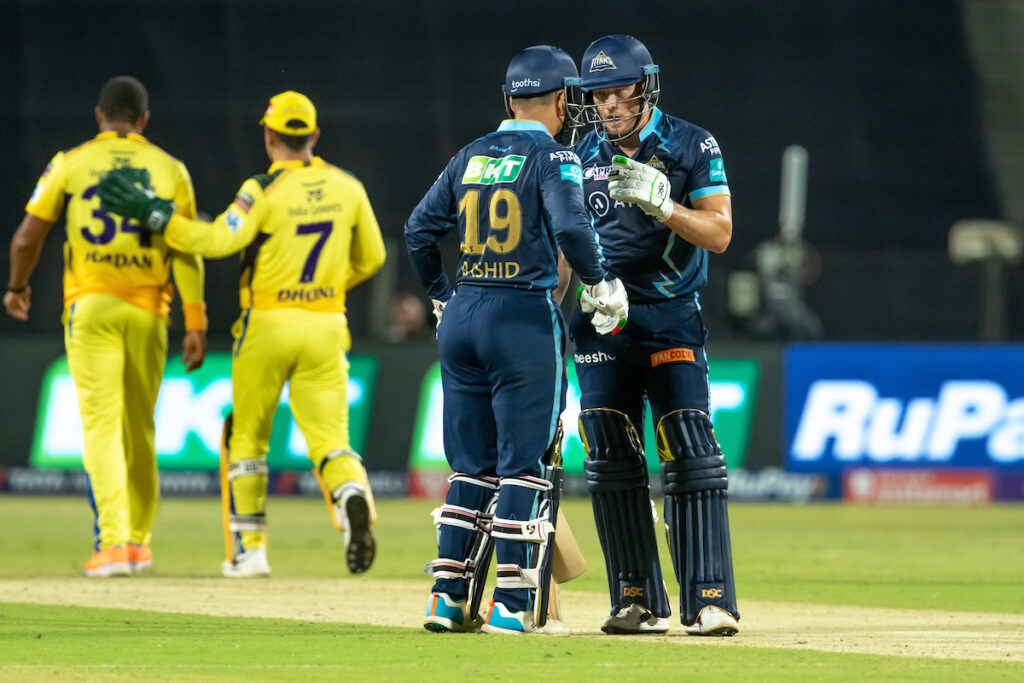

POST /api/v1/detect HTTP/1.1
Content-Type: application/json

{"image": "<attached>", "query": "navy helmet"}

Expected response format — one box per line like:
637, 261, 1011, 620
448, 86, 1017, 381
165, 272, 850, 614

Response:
502, 45, 584, 145
579, 35, 661, 142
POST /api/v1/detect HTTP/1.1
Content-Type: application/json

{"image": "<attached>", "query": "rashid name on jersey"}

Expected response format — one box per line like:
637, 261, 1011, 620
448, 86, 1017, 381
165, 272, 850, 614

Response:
405, 119, 604, 300
575, 108, 731, 302
25, 131, 198, 318
162, 157, 386, 314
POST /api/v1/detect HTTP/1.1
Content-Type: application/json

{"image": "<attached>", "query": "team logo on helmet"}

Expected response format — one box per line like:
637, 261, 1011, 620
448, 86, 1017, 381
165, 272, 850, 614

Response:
589, 51, 616, 72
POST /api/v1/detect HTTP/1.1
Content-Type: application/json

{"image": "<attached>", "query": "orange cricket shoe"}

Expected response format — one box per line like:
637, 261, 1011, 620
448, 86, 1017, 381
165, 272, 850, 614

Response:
128, 543, 153, 574
84, 544, 130, 577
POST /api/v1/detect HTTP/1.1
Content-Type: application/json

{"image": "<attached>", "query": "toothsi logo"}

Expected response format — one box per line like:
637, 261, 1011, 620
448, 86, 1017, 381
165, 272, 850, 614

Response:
589, 51, 616, 72
509, 78, 540, 92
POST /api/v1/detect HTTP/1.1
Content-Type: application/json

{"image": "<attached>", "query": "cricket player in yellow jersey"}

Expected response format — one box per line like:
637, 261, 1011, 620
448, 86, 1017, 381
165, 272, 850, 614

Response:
4, 76, 207, 577
100, 91, 386, 577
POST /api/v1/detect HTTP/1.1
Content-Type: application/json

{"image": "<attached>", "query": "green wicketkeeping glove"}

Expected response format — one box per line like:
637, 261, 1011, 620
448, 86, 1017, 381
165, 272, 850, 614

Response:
98, 167, 175, 233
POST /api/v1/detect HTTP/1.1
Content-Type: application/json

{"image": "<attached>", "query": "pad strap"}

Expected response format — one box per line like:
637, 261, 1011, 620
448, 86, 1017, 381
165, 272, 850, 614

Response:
227, 458, 268, 481
424, 558, 469, 580
449, 472, 499, 490
498, 475, 553, 492
228, 513, 266, 532
496, 562, 542, 589
431, 504, 492, 532
491, 514, 553, 543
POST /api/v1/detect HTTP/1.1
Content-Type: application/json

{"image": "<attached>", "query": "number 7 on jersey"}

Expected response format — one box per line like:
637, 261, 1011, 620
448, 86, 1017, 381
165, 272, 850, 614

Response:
296, 221, 333, 283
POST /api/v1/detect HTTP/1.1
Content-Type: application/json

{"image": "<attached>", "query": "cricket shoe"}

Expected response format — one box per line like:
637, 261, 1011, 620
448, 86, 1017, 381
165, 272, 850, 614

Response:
481, 600, 537, 635
128, 543, 152, 574
221, 547, 271, 578
84, 544, 131, 577
601, 604, 670, 634
334, 483, 376, 574
423, 592, 480, 633
685, 605, 739, 637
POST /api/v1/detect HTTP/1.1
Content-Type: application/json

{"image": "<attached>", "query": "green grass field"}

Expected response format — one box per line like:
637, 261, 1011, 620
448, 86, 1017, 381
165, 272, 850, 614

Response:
1, 496, 1023, 681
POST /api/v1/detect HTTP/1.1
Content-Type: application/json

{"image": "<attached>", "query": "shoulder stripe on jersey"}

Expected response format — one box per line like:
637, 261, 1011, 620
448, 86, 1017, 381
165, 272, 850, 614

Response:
689, 185, 731, 201
251, 169, 285, 190
637, 107, 664, 141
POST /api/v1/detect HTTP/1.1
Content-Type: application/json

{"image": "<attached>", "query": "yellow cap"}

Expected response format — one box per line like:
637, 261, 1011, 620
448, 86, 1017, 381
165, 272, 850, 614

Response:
259, 91, 317, 135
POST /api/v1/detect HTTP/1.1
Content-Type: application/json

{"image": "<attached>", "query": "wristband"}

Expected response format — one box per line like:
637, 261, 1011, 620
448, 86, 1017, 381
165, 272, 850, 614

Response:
183, 302, 208, 331
7, 285, 27, 294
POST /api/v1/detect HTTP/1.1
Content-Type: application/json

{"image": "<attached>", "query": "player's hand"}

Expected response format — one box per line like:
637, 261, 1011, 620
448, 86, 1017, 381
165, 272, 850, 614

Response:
98, 168, 175, 233
579, 277, 628, 335
182, 329, 207, 372
4, 287, 31, 320
608, 155, 674, 223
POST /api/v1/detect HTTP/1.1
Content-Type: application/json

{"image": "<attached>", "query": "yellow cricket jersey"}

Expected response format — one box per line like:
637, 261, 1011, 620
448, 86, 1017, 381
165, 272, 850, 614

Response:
25, 131, 206, 326
164, 156, 386, 314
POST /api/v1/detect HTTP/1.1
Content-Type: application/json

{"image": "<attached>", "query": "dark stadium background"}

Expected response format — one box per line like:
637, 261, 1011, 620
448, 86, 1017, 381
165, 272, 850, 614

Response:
1, 0, 1018, 477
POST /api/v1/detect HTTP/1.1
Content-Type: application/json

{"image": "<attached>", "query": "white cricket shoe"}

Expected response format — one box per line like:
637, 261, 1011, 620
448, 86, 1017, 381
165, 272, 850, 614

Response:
601, 604, 670, 634
685, 605, 739, 636
536, 619, 570, 636
221, 547, 271, 578
423, 592, 481, 633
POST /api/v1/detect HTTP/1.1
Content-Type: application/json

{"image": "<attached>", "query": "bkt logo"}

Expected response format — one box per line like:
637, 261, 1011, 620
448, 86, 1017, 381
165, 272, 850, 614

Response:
791, 380, 1024, 464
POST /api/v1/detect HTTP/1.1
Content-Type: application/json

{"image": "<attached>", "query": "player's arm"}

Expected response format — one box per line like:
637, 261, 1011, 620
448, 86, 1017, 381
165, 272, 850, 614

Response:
404, 159, 459, 302
663, 194, 732, 254
539, 153, 604, 286
346, 184, 387, 290
163, 180, 266, 258
98, 169, 265, 259
6, 153, 66, 320
552, 249, 571, 305
5, 214, 54, 320
168, 165, 207, 371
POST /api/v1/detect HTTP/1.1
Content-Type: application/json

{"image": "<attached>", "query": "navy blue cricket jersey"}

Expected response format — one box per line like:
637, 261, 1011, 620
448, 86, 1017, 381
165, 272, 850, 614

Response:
405, 120, 605, 301
575, 108, 730, 302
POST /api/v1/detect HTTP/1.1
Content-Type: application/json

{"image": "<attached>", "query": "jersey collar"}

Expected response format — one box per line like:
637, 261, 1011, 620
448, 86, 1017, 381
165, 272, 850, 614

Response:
94, 131, 149, 143
497, 119, 552, 137
637, 107, 664, 142
268, 156, 324, 173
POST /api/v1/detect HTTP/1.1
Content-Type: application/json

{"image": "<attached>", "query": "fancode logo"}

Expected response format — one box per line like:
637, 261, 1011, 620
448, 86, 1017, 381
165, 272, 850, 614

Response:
623, 586, 644, 597
651, 348, 695, 366
462, 155, 526, 185
791, 380, 1024, 464
589, 51, 616, 72
701, 588, 723, 599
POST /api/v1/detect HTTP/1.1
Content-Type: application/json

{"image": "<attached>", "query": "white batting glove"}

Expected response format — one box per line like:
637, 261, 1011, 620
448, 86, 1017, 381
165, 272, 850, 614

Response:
608, 155, 674, 223
431, 297, 449, 332
578, 277, 628, 335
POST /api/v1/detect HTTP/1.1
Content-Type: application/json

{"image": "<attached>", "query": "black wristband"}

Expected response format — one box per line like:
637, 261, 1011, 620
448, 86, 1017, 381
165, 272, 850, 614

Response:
7, 285, 27, 294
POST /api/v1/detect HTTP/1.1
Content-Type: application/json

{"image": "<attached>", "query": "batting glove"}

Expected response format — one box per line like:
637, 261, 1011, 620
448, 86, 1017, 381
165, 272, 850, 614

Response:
578, 277, 628, 335
431, 295, 452, 339
608, 155, 674, 223
98, 167, 175, 233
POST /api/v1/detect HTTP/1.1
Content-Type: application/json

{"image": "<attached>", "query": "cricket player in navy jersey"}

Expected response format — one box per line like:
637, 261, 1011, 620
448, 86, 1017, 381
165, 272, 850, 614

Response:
570, 35, 740, 636
405, 45, 627, 635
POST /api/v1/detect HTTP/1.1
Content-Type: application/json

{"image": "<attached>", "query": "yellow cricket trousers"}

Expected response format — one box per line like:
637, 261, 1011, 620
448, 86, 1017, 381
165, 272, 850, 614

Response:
64, 293, 167, 550
228, 307, 369, 549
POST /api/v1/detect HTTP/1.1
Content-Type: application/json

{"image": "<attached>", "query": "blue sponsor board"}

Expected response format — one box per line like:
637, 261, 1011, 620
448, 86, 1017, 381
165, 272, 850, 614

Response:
785, 344, 1024, 473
